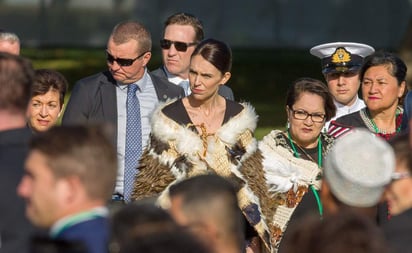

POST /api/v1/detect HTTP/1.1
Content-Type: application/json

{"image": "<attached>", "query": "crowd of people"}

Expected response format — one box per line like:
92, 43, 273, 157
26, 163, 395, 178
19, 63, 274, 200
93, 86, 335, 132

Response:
1, 12, 412, 253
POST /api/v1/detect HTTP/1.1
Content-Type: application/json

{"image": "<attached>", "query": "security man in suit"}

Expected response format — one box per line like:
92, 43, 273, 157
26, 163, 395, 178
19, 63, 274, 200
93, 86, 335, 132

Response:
62, 21, 184, 202
0, 52, 36, 253
18, 125, 118, 253
151, 12, 234, 100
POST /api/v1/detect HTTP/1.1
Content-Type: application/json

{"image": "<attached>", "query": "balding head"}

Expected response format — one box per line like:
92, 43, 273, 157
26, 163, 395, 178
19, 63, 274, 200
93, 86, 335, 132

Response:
0, 31, 21, 55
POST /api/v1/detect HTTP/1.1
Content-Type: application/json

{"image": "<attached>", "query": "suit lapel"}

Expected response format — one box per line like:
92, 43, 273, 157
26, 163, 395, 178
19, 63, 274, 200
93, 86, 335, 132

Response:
100, 80, 118, 143
150, 72, 170, 102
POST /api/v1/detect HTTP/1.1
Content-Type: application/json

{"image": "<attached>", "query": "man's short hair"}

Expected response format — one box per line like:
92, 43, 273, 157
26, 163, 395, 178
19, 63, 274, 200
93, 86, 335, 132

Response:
0, 52, 34, 113
118, 228, 211, 253
169, 174, 244, 250
110, 202, 210, 253
110, 21, 152, 53
163, 12, 204, 42
29, 125, 118, 201
111, 202, 178, 246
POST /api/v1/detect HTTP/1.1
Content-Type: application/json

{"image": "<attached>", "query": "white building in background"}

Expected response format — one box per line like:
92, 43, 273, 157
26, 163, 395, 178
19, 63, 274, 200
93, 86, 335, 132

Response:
0, 0, 411, 49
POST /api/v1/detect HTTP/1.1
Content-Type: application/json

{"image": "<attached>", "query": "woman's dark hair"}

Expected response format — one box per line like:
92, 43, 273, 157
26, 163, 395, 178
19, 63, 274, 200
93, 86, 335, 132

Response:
360, 51, 408, 105
32, 69, 68, 107
360, 51, 407, 85
286, 77, 336, 121
191, 38, 232, 74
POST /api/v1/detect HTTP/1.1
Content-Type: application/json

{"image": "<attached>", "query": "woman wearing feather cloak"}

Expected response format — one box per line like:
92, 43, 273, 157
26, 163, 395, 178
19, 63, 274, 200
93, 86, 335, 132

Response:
249, 77, 336, 252
131, 38, 273, 253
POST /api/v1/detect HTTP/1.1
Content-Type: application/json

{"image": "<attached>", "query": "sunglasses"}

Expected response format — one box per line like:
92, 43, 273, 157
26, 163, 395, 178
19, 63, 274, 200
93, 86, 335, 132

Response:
160, 39, 197, 52
106, 51, 147, 67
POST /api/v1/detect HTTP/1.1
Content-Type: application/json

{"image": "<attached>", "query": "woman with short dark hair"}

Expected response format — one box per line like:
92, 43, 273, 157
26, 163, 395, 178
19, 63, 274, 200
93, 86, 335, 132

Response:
328, 51, 407, 140
27, 69, 68, 132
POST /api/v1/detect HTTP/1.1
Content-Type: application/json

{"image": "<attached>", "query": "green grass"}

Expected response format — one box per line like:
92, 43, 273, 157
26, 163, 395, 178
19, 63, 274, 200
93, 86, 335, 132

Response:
22, 47, 319, 139
255, 127, 273, 140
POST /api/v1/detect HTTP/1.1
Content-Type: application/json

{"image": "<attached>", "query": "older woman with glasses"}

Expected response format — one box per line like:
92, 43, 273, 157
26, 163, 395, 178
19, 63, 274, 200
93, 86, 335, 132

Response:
240, 77, 336, 252
383, 131, 412, 253
328, 51, 407, 140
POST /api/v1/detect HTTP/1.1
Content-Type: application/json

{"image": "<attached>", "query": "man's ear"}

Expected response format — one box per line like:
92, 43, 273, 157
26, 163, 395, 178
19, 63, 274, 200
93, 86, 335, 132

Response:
56, 175, 83, 204
142, 52, 152, 68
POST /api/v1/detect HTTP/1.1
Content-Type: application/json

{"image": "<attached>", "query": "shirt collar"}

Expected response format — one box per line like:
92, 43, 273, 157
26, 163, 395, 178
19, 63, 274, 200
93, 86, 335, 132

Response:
116, 68, 149, 91
50, 206, 108, 238
334, 96, 362, 110
163, 66, 187, 85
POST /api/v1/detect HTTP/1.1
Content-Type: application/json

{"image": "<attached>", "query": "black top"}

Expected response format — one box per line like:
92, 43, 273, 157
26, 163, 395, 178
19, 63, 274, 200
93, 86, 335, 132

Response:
383, 208, 412, 253
328, 109, 404, 141
162, 98, 244, 134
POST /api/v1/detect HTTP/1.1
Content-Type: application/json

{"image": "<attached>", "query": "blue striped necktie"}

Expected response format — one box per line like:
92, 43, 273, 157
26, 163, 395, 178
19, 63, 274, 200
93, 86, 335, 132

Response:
124, 84, 142, 201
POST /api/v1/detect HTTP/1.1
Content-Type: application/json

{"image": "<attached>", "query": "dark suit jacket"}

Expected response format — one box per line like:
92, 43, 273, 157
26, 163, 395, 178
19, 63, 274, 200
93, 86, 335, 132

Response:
383, 208, 412, 253
151, 66, 235, 100
61, 70, 184, 144
0, 127, 36, 253
30, 236, 88, 253
55, 217, 109, 253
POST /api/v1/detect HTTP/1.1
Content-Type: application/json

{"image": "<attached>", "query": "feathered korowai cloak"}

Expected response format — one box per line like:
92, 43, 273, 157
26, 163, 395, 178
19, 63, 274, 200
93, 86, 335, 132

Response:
256, 129, 334, 252
131, 100, 274, 252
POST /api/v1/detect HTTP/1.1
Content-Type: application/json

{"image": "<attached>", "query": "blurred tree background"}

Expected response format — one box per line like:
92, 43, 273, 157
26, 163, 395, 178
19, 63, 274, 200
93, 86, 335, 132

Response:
24, 47, 323, 138
3, 0, 412, 138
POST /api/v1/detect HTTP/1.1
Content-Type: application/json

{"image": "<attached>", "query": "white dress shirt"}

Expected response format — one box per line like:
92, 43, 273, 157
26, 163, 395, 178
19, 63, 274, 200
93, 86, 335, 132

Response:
115, 69, 158, 194
324, 96, 366, 131
164, 68, 191, 96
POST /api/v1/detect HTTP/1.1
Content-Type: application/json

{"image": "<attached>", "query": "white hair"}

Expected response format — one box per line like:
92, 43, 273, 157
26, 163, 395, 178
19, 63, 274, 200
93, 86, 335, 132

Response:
0, 31, 20, 43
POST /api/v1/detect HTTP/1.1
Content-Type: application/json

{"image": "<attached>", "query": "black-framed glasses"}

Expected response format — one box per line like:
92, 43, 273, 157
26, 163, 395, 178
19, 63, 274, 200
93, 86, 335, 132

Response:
106, 51, 147, 67
160, 39, 197, 52
289, 108, 326, 123
391, 172, 411, 182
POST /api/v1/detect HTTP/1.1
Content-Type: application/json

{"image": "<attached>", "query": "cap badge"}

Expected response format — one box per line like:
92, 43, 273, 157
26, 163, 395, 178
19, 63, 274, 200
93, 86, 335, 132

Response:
331, 47, 351, 64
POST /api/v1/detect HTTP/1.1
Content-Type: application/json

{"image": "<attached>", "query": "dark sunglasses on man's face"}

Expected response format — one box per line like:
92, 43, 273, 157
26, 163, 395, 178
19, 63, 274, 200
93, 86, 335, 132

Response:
160, 39, 197, 52
106, 51, 147, 67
